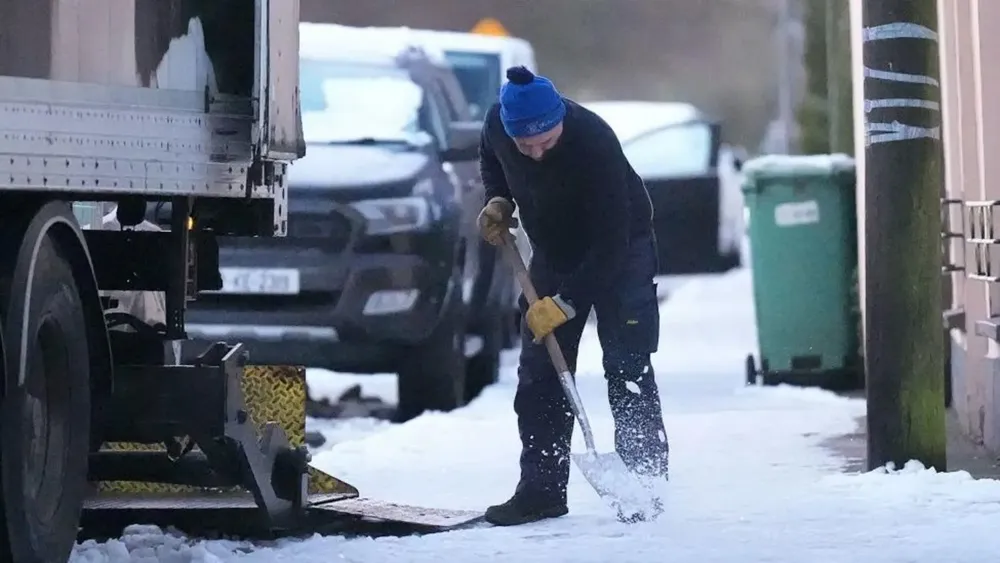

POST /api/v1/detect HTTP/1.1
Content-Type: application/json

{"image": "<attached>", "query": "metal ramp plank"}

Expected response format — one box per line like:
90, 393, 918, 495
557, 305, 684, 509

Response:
84, 491, 354, 510
311, 497, 484, 530
79, 492, 481, 538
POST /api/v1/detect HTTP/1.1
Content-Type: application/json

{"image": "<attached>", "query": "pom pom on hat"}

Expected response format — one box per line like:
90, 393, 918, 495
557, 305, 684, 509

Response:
506, 66, 536, 86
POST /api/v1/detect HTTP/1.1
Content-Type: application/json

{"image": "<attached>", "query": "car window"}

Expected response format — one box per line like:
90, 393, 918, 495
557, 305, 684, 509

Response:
621, 122, 714, 178
419, 87, 451, 151
443, 50, 502, 121
432, 73, 472, 122
299, 57, 436, 146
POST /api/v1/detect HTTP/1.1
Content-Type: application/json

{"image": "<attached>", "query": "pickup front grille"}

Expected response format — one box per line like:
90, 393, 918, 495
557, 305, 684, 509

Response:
287, 211, 354, 252
193, 291, 342, 312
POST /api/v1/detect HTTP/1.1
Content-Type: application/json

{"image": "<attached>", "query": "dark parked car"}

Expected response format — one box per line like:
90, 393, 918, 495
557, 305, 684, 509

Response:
181, 40, 509, 421
369, 25, 531, 349
585, 101, 746, 275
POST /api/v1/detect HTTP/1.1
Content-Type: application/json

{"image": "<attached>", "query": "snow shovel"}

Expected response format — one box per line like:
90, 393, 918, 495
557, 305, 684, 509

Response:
498, 233, 662, 522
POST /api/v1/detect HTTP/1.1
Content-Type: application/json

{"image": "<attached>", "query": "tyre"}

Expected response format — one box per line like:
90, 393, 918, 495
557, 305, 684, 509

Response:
0, 231, 91, 563
465, 308, 502, 402
396, 287, 467, 422
481, 252, 518, 351
500, 311, 515, 350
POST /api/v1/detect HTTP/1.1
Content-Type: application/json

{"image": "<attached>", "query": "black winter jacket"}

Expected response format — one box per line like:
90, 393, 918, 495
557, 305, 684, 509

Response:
479, 98, 654, 307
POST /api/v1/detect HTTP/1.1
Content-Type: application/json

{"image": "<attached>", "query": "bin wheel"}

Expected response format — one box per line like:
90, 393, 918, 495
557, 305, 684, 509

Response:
745, 354, 758, 386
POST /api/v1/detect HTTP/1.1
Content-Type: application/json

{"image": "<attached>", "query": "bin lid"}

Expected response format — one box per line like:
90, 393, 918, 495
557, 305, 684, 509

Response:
742, 153, 854, 182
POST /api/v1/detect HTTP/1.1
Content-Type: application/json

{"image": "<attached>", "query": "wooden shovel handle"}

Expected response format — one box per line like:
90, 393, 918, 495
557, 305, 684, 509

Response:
499, 232, 572, 375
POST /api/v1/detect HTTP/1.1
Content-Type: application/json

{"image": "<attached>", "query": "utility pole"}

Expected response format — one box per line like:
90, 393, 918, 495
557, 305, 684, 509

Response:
826, 0, 842, 152
859, 0, 947, 471
776, 0, 793, 153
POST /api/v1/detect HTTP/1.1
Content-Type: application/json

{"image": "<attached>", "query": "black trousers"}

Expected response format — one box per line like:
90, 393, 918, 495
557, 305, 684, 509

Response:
514, 236, 669, 501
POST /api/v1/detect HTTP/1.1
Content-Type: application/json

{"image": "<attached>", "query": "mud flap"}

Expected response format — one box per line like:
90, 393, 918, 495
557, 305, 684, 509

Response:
310, 498, 484, 530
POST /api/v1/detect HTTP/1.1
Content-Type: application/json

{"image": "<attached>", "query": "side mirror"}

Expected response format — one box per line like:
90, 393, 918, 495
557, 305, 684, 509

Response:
442, 120, 481, 162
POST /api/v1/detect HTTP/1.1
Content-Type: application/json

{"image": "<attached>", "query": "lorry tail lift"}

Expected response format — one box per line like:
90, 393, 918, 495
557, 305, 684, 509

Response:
81, 341, 484, 540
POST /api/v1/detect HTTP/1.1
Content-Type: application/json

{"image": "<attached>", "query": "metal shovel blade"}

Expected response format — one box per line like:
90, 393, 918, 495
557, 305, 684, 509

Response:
571, 450, 663, 522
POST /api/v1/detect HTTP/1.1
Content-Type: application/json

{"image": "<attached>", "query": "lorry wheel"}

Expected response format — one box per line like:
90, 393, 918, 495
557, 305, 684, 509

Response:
465, 309, 502, 402
0, 231, 91, 563
396, 288, 467, 422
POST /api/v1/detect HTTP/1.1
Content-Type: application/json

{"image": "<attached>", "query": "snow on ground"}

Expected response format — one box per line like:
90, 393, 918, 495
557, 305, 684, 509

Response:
72, 267, 1000, 562
305, 370, 398, 447
307, 370, 398, 406
306, 414, 395, 447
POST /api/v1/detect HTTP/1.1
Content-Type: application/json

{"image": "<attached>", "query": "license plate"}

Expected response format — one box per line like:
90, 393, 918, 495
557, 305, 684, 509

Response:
218, 267, 300, 295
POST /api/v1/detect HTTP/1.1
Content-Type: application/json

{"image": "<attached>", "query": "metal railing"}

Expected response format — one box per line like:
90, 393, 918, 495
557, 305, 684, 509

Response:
966, 200, 1000, 282
942, 198, 965, 275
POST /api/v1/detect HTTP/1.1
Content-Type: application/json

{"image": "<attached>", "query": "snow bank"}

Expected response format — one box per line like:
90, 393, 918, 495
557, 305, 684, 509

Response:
307, 369, 398, 405
71, 525, 245, 563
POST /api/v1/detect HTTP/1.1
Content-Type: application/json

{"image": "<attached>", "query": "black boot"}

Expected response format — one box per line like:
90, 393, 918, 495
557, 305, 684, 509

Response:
484, 488, 568, 526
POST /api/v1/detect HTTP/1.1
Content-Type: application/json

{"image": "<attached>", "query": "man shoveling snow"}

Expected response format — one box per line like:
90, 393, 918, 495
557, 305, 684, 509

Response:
476, 66, 670, 526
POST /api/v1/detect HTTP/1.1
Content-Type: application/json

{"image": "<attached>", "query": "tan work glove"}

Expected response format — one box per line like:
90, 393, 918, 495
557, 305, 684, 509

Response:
477, 197, 518, 246
525, 295, 576, 342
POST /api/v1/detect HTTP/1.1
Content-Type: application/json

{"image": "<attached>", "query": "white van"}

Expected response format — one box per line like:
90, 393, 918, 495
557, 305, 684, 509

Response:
399, 29, 538, 121
301, 24, 537, 121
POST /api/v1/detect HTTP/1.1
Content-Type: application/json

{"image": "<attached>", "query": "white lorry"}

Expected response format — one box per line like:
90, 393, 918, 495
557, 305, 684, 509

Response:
0, 2, 479, 561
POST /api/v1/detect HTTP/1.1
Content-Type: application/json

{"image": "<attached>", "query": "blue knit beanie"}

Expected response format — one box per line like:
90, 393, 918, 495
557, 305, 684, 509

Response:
499, 67, 566, 138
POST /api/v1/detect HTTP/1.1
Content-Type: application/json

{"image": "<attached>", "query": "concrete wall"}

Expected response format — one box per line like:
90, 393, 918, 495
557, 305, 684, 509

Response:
852, 0, 1000, 450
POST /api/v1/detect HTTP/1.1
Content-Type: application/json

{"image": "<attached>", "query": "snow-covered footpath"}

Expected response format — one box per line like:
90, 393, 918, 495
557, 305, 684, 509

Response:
72, 268, 1000, 563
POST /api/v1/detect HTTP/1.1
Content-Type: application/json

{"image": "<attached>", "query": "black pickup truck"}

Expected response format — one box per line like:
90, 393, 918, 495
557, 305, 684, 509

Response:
182, 39, 510, 421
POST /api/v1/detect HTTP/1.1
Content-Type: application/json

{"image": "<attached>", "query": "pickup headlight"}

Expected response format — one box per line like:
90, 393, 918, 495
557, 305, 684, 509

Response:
349, 196, 431, 235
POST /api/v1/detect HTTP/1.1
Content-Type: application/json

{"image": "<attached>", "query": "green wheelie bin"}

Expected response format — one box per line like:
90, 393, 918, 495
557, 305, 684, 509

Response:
741, 154, 862, 390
